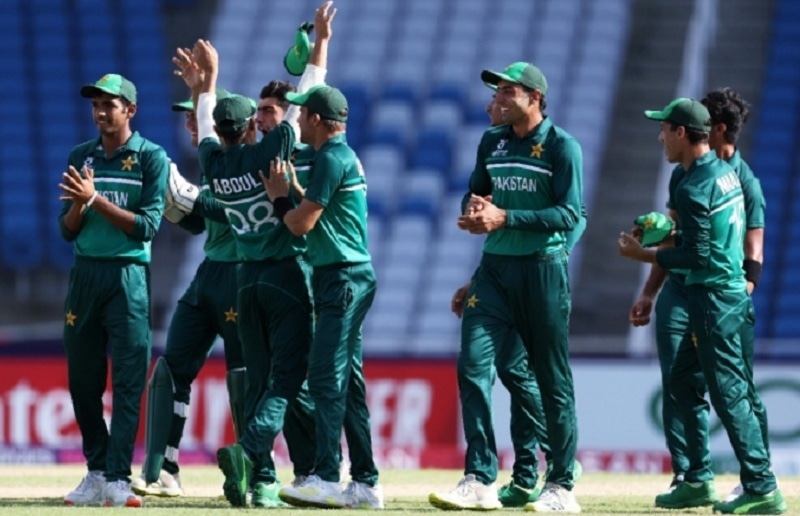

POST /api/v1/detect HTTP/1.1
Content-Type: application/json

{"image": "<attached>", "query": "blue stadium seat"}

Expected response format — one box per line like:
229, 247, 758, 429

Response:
412, 128, 453, 173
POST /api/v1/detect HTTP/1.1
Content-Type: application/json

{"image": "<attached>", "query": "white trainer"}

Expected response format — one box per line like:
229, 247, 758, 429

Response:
524, 482, 581, 513
723, 483, 744, 503
279, 474, 345, 508
343, 481, 385, 509
64, 470, 105, 506
429, 474, 502, 511
130, 470, 184, 497
292, 475, 309, 488
103, 479, 143, 507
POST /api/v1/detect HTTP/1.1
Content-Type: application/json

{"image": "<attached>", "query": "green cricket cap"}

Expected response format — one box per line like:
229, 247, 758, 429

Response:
481, 62, 548, 95
285, 84, 348, 122
284, 22, 314, 76
213, 94, 256, 132
635, 212, 675, 247
644, 97, 711, 132
80, 74, 137, 104
171, 87, 235, 112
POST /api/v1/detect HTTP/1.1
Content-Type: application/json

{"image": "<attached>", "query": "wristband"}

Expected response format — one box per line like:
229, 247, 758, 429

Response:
273, 196, 293, 222
86, 191, 98, 207
743, 259, 762, 287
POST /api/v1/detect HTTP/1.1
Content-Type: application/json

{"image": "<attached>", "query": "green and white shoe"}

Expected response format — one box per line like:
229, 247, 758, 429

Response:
252, 481, 287, 507
655, 480, 717, 509
498, 480, 541, 507
712, 488, 787, 515
216, 444, 252, 507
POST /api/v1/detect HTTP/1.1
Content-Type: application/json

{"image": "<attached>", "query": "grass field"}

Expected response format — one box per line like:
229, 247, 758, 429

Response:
1, 465, 798, 514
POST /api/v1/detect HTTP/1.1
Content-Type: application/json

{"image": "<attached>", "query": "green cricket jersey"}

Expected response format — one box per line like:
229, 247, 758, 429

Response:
197, 187, 239, 262
303, 134, 370, 267
59, 132, 169, 263
657, 151, 746, 289
291, 143, 314, 189
466, 118, 583, 256
198, 121, 300, 261
668, 149, 764, 229
728, 150, 765, 229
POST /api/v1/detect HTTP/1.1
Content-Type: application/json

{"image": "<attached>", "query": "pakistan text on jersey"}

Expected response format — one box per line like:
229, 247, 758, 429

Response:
99, 191, 128, 207
716, 170, 742, 195
212, 173, 260, 195
491, 176, 538, 192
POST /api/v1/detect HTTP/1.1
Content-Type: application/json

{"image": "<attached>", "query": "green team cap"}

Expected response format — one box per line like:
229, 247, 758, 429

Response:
213, 94, 256, 132
80, 74, 137, 104
481, 62, 548, 95
634, 212, 675, 247
644, 97, 711, 132
171, 87, 235, 112
284, 22, 314, 76
285, 84, 348, 122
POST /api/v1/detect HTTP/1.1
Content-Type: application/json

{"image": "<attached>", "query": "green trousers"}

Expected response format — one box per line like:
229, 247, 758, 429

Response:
672, 285, 775, 494
308, 262, 379, 486
460, 251, 577, 489
63, 258, 151, 482
494, 334, 547, 490
162, 259, 244, 475
654, 275, 693, 477
657, 275, 769, 480
236, 257, 314, 484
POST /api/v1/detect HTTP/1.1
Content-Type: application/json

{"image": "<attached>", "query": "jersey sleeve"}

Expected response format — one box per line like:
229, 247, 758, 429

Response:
255, 121, 296, 169
462, 131, 493, 213
304, 151, 344, 208
132, 146, 169, 242
740, 167, 765, 229
192, 189, 228, 224
656, 183, 710, 270
505, 136, 582, 232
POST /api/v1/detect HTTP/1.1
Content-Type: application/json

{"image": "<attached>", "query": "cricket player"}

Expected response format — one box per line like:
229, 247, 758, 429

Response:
263, 84, 384, 510
188, 38, 312, 508
130, 86, 250, 501
627, 89, 770, 508
619, 97, 786, 515
449, 93, 586, 508
59, 74, 169, 507
430, 62, 583, 513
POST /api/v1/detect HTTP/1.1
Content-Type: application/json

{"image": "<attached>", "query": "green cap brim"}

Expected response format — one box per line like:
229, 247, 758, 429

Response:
481, 69, 517, 87
644, 110, 668, 121
172, 99, 194, 112
641, 229, 672, 247
284, 88, 315, 106
484, 82, 498, 91
80, 85, 122, 99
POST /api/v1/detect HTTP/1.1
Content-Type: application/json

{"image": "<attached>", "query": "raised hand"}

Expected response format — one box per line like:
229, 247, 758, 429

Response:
314, 1, 337, 40
458, 195, 505, 234
192, 39, 219, 75
172, 47, 203, 89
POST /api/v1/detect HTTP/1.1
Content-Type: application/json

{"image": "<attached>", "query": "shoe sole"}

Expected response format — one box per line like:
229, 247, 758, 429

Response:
130, 485, 183, 498
103, 498, 143, 508
657, 497, 717, 509
713, 501, 788, 515
279, 491, 344, 509
216, 448, 247, 507
428, 493, 501, 511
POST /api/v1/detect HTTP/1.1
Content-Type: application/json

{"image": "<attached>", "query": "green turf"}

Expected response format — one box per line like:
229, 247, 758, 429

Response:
1, 466, 798, 514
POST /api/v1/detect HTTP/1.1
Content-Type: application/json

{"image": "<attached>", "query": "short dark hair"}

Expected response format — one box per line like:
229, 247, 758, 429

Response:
259, 80, 296, 110
668, 122, 709, 144
701, 87, 750, 145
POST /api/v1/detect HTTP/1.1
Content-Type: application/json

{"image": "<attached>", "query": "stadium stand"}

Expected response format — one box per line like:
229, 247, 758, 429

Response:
2, 0, 798, 355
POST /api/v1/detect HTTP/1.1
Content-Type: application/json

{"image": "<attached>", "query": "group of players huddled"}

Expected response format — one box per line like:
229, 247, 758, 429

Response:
55, 1, 785, 513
